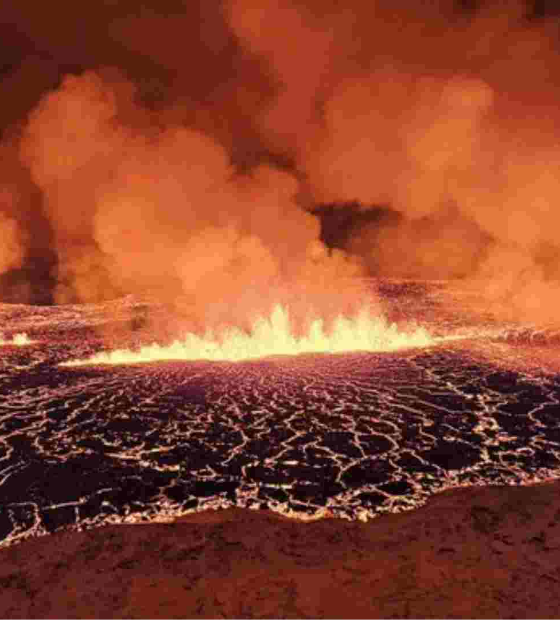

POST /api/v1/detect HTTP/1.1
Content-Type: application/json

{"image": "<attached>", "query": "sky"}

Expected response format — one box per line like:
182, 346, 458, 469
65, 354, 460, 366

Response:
1, 0, 560, 326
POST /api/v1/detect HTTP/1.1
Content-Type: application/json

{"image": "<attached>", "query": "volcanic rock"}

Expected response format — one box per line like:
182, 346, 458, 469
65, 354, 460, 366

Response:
1, 479, 560, 618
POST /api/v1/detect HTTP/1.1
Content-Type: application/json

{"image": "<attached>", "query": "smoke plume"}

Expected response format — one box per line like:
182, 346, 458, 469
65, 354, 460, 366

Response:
17, 69, 363, 330
1, 0, 560, 325
226, 0, 560, 322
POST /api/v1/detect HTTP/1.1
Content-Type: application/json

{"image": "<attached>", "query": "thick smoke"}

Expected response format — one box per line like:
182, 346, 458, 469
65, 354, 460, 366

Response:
18, 70, 364, 330
0, 209, 24, 276
0, 138, 30, 278
2, 0, 560, 325
226, 0, 560, 323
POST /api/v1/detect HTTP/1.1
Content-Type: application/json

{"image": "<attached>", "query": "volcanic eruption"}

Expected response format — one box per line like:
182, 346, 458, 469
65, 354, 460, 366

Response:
3, 3, 560, 617
62, 303, 443, 365
0, 0, 559, 333
0, 332, 32, 346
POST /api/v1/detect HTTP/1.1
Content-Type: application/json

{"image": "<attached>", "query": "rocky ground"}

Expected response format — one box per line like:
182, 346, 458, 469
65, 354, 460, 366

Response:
1, 479, 560, 618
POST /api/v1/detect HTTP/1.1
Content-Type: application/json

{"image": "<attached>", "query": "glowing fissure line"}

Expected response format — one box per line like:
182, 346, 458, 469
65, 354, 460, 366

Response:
0, 333, 33, 346
62, 303, 456, 366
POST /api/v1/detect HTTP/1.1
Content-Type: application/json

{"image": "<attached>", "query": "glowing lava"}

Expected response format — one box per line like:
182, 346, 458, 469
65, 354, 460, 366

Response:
0, 333, 32, 346
63, 304, 444, 366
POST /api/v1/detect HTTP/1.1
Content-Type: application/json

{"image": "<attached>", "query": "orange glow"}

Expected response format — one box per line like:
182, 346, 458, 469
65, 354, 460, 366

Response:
62, 304, 442, 366
0, 332, 32, 346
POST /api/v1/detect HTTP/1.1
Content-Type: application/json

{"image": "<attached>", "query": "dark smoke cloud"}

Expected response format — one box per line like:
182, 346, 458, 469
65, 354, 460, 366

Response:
1, 0, 560, 325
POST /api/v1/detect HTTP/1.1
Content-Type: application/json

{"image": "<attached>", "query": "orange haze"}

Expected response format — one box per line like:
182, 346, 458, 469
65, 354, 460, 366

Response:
0, 1, 559, 326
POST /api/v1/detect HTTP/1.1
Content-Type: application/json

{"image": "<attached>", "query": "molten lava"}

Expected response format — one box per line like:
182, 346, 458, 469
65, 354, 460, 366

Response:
0, 333, 32, 346
63, 303, 441, 366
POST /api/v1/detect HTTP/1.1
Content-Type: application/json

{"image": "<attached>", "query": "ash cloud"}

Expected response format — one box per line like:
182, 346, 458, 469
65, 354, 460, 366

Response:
1, 0, 560, 325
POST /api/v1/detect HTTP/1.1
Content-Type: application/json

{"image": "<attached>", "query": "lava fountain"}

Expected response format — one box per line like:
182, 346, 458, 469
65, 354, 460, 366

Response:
0, 332, 33, 346
61, 303, 455, 366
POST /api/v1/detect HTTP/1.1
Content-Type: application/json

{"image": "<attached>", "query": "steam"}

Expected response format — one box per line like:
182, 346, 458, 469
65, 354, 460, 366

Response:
0, 141, 28, 280
1, 0, 560, 326
226, 0, 560, 323
18, 70, 364, 329
0, 211, 23, 275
